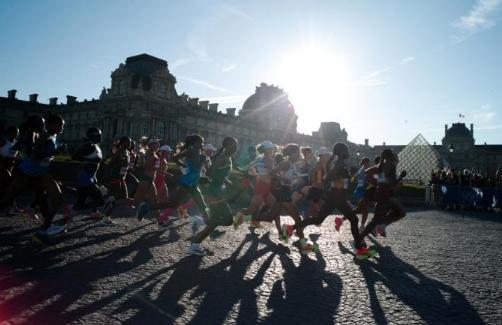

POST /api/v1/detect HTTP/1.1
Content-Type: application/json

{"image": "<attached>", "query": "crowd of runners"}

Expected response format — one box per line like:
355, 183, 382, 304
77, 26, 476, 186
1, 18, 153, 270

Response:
0, 114, 407, 259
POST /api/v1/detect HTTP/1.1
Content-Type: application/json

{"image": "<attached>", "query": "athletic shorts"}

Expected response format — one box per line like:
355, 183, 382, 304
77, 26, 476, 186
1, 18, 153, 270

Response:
154, 174, 166, 191
364, 187, 376, 202
307, 187, 324, 202
354, 186, 365, 201
272, 184, 293, 202
255, 179, 271, 199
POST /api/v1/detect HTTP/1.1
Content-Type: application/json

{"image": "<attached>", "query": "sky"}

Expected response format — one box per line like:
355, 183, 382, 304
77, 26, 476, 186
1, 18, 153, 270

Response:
1, 0, 501, 145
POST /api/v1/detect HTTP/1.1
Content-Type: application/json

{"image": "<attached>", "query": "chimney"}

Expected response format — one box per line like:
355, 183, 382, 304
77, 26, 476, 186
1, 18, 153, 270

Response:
470, 123, 474, 137
189, 98, 199, 106
199, 100, 209, 110
66, 95, 77, 105
364, 138, 369, 146
180, 94, 189, 103
445, 124, 448, 136
49, 97, 58, 105
7, 89, 17, 99
433, 141, 436, 146
226, 108, 236, 116
383, 142, 386, 146
29, 94, 38, 103
209, 103, 219, 113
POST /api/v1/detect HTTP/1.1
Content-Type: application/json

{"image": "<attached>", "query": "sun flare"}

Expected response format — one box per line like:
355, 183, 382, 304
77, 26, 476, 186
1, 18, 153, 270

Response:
271, 46, 353, 132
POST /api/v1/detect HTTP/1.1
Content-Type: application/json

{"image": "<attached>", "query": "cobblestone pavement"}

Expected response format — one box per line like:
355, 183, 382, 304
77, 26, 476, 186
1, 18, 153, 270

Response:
0, 208, 501, 325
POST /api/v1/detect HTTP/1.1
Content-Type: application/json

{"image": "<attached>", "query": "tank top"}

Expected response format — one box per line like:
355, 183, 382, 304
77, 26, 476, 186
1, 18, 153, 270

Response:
18, 135, 58, 177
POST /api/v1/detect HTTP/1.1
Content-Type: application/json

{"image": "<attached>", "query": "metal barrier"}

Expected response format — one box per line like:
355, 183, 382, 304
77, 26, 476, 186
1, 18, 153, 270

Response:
427, 185, 502, 209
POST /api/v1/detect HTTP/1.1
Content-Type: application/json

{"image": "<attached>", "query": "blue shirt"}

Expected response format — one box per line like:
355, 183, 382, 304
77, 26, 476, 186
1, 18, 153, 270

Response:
18, 136, 57, 177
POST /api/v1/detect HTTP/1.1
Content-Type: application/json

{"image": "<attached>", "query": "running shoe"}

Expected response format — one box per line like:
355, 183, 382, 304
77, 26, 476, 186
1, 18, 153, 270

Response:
99, 216, 115, 225
90, 211, 105, 219
281, 224, 294, 242
209, 229, 226, 240
301, 243, 319, 254
249, 220, 263, 229
187, 243, 207, 256
136, 202, 151, 221
334, 216, 344, 232
233, 212, 244, 230
45, 223, 67, 236
298, 238, 320, 254
355, 247, 371, 260
32, 231, 50, 244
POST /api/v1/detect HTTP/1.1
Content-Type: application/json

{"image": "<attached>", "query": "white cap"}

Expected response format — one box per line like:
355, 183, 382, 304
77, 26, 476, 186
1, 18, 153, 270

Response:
315, 147, 330, 156
260, 140, 277, 150
203, 144, 217, 151
160, 144, 173, 152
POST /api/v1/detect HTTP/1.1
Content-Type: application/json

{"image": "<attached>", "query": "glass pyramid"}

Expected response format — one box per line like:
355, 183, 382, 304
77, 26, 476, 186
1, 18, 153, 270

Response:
397, 134, 442, 183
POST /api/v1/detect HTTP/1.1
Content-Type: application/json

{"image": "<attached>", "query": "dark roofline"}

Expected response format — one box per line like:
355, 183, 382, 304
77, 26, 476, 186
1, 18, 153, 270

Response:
0, 96, 51, 107
126, 54, 167, 68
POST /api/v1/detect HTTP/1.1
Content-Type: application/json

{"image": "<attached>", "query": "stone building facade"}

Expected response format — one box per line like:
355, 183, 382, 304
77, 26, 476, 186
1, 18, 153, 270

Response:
4, 53, 497, 172
0, 54, 350, 158
438, 122, 502, 174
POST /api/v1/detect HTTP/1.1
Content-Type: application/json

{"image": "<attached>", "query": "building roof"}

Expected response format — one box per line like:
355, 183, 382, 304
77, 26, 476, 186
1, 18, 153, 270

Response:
0, 97, 50, 108
125, 53, 167, 67
124, 53, 168, 76
445, 123, 472, 138
242, 83, 294, 114
475, 144, 502, 151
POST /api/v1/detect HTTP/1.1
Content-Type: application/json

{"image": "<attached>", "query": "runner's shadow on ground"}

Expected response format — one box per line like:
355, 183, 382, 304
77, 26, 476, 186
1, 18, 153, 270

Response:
339, 240, 484, 325
0, 223, 171, 324
115, 233, 289, 325
262, 250, 343, 324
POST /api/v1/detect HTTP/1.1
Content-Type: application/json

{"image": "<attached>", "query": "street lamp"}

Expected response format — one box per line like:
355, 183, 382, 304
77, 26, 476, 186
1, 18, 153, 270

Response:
448, 144, 455, 153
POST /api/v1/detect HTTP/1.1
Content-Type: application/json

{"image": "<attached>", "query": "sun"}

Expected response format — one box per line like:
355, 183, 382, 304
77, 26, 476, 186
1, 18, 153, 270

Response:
270, 46, 353, 132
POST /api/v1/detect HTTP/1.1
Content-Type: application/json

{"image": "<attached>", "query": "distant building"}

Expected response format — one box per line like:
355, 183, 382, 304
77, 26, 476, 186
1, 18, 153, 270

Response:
2, 54, 499, 173
0, 53, 349, 158
438, 122, 502, 174
356, 123, 502, 178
